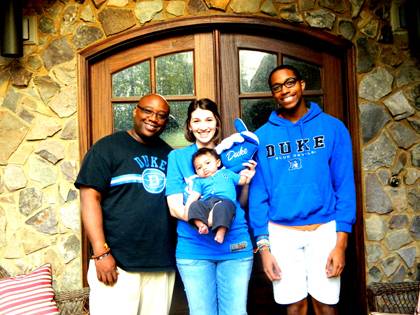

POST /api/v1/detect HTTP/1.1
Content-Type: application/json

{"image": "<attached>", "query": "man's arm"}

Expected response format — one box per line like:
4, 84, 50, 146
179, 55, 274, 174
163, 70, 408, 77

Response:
80, 186, 118, 286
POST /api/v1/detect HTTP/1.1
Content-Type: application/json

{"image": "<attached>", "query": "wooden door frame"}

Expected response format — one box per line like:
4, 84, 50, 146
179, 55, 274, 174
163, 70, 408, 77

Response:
77, 15, 365, 314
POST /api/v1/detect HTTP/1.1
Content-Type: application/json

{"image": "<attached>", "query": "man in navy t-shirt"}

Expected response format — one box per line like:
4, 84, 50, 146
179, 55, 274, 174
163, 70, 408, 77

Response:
75, 94, 176, 315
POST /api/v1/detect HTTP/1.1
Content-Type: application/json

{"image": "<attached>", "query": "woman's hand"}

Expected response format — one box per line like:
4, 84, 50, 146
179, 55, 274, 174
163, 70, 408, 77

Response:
240, 160, 257, 184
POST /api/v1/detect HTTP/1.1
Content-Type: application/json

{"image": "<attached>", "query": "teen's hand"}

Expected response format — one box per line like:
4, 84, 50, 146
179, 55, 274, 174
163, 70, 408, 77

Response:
325, 232, 347, 277
240, 160, 257, 184
260, 250, 281, 281
325, 246, 345, 278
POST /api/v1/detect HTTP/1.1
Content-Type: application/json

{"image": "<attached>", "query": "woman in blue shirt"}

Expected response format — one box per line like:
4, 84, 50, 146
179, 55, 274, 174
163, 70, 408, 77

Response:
166, 98, 255, 315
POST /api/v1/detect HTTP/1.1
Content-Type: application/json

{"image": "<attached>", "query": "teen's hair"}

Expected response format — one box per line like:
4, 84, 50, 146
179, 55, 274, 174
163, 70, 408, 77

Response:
191, 147, 220, 171
267, 64, 303, 89
184, 98, 222, 145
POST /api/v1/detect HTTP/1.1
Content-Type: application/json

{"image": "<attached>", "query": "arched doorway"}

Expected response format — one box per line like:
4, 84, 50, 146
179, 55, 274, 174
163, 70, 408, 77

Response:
78, 16, 365, 315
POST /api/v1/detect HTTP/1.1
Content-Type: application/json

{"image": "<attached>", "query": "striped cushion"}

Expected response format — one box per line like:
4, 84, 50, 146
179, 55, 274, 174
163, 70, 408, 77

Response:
0, 264, 59, 315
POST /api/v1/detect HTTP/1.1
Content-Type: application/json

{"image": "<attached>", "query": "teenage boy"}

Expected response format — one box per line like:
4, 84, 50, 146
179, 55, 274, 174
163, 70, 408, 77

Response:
249, 65, 356, 315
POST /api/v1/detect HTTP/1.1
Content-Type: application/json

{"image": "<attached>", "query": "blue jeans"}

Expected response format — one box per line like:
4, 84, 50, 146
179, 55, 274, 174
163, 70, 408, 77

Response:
177, 256, 253, 315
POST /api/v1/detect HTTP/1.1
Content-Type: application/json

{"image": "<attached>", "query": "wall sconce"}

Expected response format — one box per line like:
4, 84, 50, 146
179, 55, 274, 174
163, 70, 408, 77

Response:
0, 0, 23, 58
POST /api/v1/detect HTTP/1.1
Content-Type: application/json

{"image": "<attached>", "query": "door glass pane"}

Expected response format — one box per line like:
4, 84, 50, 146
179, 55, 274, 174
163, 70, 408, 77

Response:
305, 95, 324, 110
112, 61, 151, 97
283, 56, 321, 90
156, 52, 194, 96
113, 103, 136, 131
240, 98, 276, 131
161, 101, 190, 148
240, 50, 277, 93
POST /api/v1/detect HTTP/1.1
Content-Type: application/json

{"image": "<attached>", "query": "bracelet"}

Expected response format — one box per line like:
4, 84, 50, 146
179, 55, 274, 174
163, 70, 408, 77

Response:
258, 245, 270, 253
91, 244, 111, 260
94, 251, 111, 261
253, 245, 270, 254
256, 238, 270, 247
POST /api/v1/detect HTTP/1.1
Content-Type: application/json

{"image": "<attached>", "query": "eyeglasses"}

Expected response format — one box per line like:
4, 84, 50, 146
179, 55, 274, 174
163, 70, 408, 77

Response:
136, 105, 169, 122
271, 77, 299, 93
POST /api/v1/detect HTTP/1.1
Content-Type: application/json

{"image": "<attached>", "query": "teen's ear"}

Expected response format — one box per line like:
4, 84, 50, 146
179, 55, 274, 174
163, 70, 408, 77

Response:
300, 80, 306, 91
216, 159, 222, 168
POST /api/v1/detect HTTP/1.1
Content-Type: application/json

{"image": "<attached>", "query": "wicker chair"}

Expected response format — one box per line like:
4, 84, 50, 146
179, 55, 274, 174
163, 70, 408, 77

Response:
367, 281, 420, 315
0, 265, 90, 315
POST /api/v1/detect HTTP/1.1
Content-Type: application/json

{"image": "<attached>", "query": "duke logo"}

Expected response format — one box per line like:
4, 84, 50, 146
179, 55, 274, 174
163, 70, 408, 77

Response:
142, 168, 166, 193
225, 146, 248, 161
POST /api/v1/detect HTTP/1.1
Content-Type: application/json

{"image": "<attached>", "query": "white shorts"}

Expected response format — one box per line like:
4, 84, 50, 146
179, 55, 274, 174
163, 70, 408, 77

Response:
88, 260, 175, 315
269, 220, 340, 305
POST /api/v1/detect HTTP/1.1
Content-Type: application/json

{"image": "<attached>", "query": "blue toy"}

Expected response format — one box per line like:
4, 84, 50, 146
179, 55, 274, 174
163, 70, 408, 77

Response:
215, 118, 259, 173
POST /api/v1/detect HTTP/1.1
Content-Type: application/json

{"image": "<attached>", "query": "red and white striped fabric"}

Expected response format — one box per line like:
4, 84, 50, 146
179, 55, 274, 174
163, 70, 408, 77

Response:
0, 264, 59, 315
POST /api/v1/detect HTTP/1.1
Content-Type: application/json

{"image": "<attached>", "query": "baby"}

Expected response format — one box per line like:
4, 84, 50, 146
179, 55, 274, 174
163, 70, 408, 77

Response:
185, 148, 247, 243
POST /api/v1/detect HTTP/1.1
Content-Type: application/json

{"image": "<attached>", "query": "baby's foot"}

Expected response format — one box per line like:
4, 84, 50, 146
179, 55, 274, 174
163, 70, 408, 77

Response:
194, 219, 208, 234
198, 224, 209, 234
214, 227, 226, 243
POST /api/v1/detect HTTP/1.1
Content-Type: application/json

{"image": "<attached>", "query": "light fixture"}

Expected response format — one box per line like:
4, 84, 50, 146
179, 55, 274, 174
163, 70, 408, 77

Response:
1, 0, 23, 58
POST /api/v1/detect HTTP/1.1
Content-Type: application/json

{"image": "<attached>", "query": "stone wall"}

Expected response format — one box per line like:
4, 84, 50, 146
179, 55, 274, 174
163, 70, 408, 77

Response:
0, 0, 418, 291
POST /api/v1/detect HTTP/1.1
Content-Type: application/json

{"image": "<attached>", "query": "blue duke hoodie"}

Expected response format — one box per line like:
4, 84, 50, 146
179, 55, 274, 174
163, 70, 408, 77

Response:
249, 102, 356, 238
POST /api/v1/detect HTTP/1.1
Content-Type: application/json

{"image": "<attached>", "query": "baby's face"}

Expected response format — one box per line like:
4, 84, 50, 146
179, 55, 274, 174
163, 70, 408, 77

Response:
193, 153, 221, 178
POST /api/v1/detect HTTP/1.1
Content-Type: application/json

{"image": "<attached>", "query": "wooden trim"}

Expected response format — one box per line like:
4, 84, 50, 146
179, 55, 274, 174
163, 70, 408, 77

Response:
77, 54, 90, 163
322, 52, 343, 118
344, 45, 367, 315
194, 32, 216, 100
219, 32, 240, 135
78, 15, 351, 62
91, 60, 113, 138
76, 53, 90, 287
213, 29, 222, 106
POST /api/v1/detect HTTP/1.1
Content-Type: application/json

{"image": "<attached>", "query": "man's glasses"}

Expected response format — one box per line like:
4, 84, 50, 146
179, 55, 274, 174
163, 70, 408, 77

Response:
271, 77, 299, 93
136, 105, 169, 122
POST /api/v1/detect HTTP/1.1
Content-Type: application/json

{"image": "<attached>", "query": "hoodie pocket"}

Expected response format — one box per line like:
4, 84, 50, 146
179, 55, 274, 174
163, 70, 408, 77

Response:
270, 184, 324, 221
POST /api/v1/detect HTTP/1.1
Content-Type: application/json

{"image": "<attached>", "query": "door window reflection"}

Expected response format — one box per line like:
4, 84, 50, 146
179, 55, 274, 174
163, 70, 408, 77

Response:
112, 61, 151, 97
156, 52, 194, 96
283, 56, 321, 91
239, 50, 276, 93
161, 101, 190, 147
240, 98, 276, 131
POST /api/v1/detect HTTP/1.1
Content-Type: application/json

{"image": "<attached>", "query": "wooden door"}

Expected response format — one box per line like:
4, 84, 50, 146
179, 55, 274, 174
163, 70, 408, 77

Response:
219, 32, 362, 315
89, 32, 216, 315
